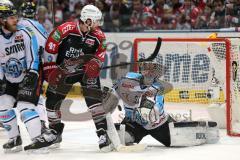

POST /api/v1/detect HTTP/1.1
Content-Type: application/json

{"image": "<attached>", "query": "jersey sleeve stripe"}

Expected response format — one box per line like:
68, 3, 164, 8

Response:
22, 29, 39, 70
27, 19, 48, 39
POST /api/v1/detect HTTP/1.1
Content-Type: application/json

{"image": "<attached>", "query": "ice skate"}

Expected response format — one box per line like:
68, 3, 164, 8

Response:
49, 122, 64, 149
24, 129, 57, 154
3, 135, 22, 153
97, 128, 114, 152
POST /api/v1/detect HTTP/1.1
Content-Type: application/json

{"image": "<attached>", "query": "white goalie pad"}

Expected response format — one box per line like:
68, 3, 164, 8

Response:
106, 113, 146, 152
169, 121, 219, 147
206, 121, 220, 144
102, 87, 119, 113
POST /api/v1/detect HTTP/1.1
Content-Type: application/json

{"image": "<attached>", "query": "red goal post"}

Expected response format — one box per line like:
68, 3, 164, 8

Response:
133, 38, 239, 137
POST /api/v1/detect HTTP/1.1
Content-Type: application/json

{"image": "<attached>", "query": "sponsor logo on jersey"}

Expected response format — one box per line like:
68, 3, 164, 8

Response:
51, 29, 61, 42
4, 58, 24, 78
66, 47, 84, 58
122, 82, 134, 89
85, 39, 95, 46
63, 58, 84, 66
26, 27, 35, 36
14, 35, 23, 43
62, 25, 74, 34
5, 42, 25, 55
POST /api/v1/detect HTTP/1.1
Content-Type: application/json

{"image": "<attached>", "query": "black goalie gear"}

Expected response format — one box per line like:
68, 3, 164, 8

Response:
17, 70, 39, 104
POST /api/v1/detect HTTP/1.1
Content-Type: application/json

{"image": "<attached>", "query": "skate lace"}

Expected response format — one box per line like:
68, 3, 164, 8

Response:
36, 132, 56, 143
7, 138, 16, 144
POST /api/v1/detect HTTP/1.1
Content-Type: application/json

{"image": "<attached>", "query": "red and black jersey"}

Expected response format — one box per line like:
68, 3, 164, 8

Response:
43, 21, 107, 68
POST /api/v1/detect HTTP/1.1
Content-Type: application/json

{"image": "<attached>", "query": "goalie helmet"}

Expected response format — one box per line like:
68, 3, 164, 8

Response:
139, 62, 163, 85
0, 0, 17, 19
80, 5, 103, 28
20, 1, 36, 19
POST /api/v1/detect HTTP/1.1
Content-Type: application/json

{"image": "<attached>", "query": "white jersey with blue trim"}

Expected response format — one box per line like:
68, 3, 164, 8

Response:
18, 18, 48, 49
114, 72, 168, 130
0, 26, 39, 83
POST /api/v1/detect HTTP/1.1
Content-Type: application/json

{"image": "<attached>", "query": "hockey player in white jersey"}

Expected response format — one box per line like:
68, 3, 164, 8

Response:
0, 1, 56, 153
18, 1, 49, 132
18, 1, 48, 51
113, 62, 219, 147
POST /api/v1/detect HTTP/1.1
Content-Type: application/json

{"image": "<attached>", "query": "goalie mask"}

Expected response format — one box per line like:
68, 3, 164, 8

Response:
80, 5, 103, 29
139, 62, 163, 85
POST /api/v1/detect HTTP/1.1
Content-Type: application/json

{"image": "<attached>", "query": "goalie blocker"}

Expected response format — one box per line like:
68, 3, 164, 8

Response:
116, 119, 219, 147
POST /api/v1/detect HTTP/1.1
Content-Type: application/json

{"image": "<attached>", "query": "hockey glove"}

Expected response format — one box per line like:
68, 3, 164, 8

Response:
84, 58, 102, 78
18, 70, 39, 103
43, 62, 58, 82
47, 67, 68, 86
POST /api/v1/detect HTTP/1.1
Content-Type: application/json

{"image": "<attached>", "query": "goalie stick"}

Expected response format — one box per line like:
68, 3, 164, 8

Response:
101, 37, 162, 70
47, 37, 162, 92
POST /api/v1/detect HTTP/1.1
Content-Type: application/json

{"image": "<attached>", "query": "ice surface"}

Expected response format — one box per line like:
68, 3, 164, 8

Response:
0, 99, 240, 160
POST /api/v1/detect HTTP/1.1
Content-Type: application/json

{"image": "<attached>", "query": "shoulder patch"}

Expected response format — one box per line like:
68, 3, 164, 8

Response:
25, 27, 35, 36
51, 29, 61, 42
102, 39, 107, 49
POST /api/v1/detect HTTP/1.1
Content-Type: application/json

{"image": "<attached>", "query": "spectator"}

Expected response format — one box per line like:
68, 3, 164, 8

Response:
225, 0, 240, 27
130, 0, 156, 31
109, 0, 131, 31
176, 14, 191, 30
195, 6, 212, 29
36, 5, 53, 33
95, 0, 112, 31
209, 0, 225, 29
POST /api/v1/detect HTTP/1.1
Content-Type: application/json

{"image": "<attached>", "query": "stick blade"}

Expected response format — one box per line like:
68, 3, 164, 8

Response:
116, 144, 147, 152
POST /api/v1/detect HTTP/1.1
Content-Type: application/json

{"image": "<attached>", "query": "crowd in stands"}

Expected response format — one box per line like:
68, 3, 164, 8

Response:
13, 0, 240, 32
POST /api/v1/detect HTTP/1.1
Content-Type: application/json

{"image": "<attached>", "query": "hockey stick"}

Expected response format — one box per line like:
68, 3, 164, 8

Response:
106, 113, 147, 152
101, 37, 162, 70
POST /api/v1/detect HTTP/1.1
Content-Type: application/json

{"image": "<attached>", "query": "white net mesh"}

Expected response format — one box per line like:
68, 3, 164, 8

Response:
135, 38, 240, 136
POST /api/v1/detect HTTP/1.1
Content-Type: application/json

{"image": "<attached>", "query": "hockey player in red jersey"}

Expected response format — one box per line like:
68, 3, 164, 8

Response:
43, 4, 112, 151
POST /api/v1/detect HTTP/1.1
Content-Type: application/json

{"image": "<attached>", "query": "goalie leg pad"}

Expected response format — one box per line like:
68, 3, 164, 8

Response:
206, 121, 219, 144
102, 87, 119, 113
169, 121, 207, 147
115, 123, 126, 145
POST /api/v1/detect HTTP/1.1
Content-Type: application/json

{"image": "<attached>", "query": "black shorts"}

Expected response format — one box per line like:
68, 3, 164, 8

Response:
46, 73, 102, 110
3, 79, 42, 106
122, 118, 171, 147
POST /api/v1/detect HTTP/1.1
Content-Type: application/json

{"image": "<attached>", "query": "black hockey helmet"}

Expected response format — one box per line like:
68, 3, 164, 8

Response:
20, 1, 36, 19
0, 0, 17, 19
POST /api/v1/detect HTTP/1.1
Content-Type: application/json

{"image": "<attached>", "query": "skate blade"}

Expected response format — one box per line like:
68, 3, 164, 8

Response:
4, 145, 23, 153
49, 143, 61, 149
25, 147, 49, 154
116, 144, 147, 152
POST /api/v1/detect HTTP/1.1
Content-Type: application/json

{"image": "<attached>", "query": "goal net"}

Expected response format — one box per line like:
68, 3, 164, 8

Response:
133, 38, 240, 136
